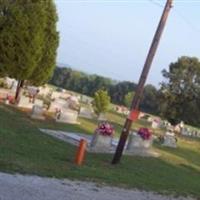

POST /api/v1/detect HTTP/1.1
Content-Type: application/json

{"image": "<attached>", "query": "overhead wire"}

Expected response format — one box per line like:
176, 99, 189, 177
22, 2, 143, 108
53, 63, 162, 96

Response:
174, 8, 200, 34
148, 0, 164, 8
149, 0, 200, 34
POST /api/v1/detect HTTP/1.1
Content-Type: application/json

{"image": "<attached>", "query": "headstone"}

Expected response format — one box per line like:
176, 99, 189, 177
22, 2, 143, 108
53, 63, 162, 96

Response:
5, 77, 17, 89
147, 117, 153, 122
98, 113, 107, 121
51, 91, 61, 99
81, 95, 93, 104
18, 96, 43, 109
48, 98, 69, 113
90, 132, 112, 152
126, 132, 159, 157
31, 105, 45, 120
151, 119, 160, 129
66, 96, 80, 110
79, 107, 94, 119
55, 109, 79, 124
163, 131, 177, 148
38, 85, 52, 97
34, 99, 43, 107
17, 96, 33, 109
138, 112, 145, 119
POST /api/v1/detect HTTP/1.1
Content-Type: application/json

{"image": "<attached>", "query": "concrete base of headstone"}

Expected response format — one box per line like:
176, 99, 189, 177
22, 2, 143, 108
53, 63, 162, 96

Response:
162, 134, 177, 148
56, 109, 79, 124
90, 132, 113, 153
31, 105, 45, 120
126, 133, 159, 157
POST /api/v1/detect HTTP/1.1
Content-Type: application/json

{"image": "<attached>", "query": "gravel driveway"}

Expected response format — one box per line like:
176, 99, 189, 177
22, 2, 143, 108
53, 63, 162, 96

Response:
0, 172, 195, 200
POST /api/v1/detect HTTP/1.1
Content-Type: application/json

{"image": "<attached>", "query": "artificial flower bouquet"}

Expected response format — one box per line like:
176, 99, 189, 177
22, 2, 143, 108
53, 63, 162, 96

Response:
137, 128, 152, 140
96, 121, 114, 136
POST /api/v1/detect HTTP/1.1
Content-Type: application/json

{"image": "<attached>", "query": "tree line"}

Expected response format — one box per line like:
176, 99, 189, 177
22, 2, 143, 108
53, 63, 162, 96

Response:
50, 56, 200, 127
0, 1, 199, 127
49, 67, 159, 115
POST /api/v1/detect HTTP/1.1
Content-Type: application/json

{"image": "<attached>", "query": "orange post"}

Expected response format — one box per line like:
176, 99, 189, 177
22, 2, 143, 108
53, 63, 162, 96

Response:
75, 139, 87, 166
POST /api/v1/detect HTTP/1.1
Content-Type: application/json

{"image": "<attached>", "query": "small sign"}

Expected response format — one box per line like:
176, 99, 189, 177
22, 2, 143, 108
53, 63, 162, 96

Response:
128, 109, 140, 121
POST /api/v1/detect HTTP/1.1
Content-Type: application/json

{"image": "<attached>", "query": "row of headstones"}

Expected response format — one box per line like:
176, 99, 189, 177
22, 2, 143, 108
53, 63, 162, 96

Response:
90, 131, 177, 157
181, 127, 200, 138
31, 104, 79, 124
28, 96, 95, 124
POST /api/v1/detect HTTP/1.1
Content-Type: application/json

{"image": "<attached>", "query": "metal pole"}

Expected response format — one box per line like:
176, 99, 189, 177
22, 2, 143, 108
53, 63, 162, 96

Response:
112, 0, 173, 164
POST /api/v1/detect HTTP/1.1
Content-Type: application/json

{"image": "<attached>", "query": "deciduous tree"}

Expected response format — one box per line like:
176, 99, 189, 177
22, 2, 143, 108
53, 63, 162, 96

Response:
92, 89, 111, 116
159, 56, 200, 126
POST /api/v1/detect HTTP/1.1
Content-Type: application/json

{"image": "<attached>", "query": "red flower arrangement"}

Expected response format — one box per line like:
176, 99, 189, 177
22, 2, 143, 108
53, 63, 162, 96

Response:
137, 128, 152, 140
96, 121, 114, 136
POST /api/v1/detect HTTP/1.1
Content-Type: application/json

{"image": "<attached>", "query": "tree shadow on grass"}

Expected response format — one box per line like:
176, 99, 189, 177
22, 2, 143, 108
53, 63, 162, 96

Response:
155, 144, 200, 169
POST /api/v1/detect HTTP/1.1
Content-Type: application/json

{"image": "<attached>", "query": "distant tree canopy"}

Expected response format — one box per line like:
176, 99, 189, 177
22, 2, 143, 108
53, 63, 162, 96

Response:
0, 0, 59, 98
109, 81, 137, 105
50, 67, 113, 96
51, 56, 200, 127
159, 56, 200, 126
140, 84, 159, 114
50, 67, 159, 115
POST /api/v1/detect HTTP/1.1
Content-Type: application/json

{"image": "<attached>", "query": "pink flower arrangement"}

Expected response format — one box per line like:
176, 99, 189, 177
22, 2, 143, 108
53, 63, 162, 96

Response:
96, 122, 114, 136
137, 128, 152, 140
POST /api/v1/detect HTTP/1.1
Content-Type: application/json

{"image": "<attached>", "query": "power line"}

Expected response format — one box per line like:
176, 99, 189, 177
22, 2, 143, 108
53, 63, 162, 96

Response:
149, 0, 200, 34
149, 0, 164, 8
174, 8, 200, 34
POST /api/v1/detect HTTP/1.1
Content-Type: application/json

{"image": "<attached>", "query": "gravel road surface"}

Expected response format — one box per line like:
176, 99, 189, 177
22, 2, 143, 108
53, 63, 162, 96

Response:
0, 172, 195, 200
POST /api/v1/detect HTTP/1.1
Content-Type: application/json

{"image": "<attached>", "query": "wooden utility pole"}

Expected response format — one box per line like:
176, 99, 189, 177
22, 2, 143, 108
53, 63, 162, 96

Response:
112, 0, 173, 164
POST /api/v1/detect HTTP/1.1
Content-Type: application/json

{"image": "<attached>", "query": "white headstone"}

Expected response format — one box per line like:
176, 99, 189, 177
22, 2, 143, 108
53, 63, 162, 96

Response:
163, 131, 177, 148
48, 98, 69, 112
55, 109, 78, 124
126, 133, 159, 157
17, 96, 33, 109
79, 107, 94, 119
152, 120, 159, 129
98, 113, 107, 121
90, 132, 112, 152
31, 105, 45, 120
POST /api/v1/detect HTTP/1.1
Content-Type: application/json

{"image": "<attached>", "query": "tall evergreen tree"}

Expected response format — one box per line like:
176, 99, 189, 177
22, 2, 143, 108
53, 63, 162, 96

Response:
29, 1, 59, 85
0, 0, 59, 100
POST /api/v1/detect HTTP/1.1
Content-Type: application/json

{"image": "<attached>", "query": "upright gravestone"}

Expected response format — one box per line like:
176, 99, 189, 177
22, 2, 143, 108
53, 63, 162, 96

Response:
90, 132, 113, 153
90, 122, 114, 153
126, 132, 158, 157
31, 105, 45, 120
98, 113, 107, 121
55, 109, 79, 124
163, 130, 177, 148
79, 107, 94, 119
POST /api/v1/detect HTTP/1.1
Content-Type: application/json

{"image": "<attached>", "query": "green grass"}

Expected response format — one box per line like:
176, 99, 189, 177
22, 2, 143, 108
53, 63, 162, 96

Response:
0, 104, 200, 198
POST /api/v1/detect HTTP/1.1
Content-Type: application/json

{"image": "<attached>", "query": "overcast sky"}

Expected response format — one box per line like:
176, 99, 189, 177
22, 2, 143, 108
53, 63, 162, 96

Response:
55, 0, 200, 86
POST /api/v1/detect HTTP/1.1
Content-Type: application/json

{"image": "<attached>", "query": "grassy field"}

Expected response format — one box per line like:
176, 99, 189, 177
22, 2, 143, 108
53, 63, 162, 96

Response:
0, 104, 200, 198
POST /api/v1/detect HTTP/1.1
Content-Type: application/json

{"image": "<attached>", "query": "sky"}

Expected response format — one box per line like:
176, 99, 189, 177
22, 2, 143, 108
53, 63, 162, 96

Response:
54, 0, 200, 87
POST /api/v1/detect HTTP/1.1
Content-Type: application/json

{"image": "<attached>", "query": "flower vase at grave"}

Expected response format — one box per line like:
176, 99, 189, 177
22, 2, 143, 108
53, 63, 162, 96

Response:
126, 128, 159, 157
90, 122, 114, 153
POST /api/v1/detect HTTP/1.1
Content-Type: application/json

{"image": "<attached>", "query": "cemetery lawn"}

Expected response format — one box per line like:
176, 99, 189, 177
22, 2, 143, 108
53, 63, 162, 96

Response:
0, 104, 200, 198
